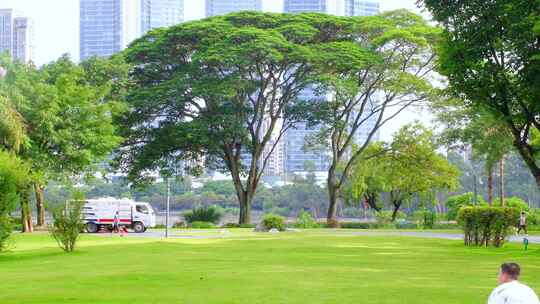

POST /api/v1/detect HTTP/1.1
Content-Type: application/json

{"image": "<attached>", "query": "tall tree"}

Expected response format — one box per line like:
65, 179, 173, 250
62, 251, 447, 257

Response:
306, 10, 440, 223
118, 12, 354, 224
0, 55, 125, 229
423, 0, 540, 190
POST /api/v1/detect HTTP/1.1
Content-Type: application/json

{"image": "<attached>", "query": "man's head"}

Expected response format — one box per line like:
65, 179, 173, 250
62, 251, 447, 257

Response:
521, 212, 526, 216
498, 263, 520, 284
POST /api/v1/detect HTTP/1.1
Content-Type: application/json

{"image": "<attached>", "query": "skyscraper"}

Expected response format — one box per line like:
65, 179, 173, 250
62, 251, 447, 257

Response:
345, 0, 380, 16
284, 0, 345, 15
80, 0, 183, 61
141, 0, 184, 34
205, 0, 262, 17
0, 9, 34, 63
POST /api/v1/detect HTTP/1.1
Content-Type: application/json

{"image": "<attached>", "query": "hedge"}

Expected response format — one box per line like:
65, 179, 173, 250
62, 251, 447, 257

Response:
457, 207, 519, 247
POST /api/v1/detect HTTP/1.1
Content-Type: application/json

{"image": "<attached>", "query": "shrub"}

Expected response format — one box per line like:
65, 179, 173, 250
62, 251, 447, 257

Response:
376, 211, 405, 224
457, 207, 519, 247
223, 223, 256, 228
0, 215, 13, 252
445, 192, 486, 220
49, 202, 84, 252
326, 218, 341, 228
189, 221, 215, 229
493, 197, 529, 212
262, 214, 285, 231
173, 221, 186, 228
527, 209, 540, 225
431, 222, 460, 230
395, 220, 418, 229
414, 210, 436, 229
340, 222, 380, 229
183, 205, 222, 224
296, 211, 318, 228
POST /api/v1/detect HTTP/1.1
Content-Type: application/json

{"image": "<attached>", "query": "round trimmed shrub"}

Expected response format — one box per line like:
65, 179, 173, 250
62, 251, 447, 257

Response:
262, 214, 285, 231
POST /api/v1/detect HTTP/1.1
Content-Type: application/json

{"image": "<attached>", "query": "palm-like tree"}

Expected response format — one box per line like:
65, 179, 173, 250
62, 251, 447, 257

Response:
0, 95, 26, 153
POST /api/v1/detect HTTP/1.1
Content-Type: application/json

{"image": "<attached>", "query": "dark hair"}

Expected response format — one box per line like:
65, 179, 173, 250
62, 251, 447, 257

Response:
501, 263, 520, 279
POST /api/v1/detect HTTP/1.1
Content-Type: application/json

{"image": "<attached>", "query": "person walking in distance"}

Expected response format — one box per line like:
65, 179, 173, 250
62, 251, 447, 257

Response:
488, 263, 539, 304
112, 211, 120, 234
518, 212, 528, 235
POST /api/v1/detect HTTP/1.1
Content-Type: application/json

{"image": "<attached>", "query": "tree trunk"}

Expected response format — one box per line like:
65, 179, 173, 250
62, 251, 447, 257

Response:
21, 187, 33, 233
327, 185, 339, 224
238, 193, 252, 225
391, 200, 402, 222
364, 193, 381, 211
487, 166, 494, 206
499, 157, 505, 207
34, 183, 46, 226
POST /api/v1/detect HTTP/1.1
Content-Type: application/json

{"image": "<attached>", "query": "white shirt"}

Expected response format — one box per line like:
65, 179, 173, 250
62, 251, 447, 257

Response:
489, 281, 540, 304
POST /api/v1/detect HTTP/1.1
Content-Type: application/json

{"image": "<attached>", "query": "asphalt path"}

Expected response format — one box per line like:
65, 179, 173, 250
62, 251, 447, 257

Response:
95, 229, 540, 244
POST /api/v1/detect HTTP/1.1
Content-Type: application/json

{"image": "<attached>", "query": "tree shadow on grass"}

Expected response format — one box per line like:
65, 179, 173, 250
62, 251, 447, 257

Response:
0, 250, 69, 264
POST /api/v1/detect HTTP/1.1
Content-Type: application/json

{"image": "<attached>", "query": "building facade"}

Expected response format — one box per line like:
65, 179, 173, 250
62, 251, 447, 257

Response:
141, 0, 183, 34
345, 0, 380, 16
205, 0, 262, 17
80, 0, 183, 61
0, 9, 34, 62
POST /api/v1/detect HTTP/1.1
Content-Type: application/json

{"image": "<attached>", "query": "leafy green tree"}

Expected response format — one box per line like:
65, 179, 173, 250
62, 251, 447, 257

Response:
305, 10, 440, 223
351, 124, 460, 221
118, 12, 354, 224
0, 150, 30, 251
423, 0, 540, 190
0, 54, 125, 230
445, 192, 486, 221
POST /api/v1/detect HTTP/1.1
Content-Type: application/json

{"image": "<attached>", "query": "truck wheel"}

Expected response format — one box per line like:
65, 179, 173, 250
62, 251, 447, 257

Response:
133, 222, 145, 233
86, 222, 99, 233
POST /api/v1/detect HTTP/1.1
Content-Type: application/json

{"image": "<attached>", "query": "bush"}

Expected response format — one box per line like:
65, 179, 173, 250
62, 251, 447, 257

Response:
431, 222, 460, 230
295, 211, 318, 228
457, 207, 519, 247
445, 192, 486, 220
189, 221, 215, 229
223, 223, 256, 228
49, 202, 84, 252
183, 205, 222, 224
340, 222, 381, 229
173, 221, 186, 228
413, 210, 436, 229
262, 214, 285, 231
0, 215, 13, 252
395, 220, 418, 229
527, 209, 540, 225
375, 211, 405, 224
493, 197, 529, 212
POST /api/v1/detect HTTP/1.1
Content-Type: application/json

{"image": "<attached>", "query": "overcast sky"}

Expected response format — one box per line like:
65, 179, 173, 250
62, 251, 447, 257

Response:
1, 0, 427, 139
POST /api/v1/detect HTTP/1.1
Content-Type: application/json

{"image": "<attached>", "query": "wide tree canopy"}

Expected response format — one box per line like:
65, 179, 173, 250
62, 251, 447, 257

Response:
118, 12, 360, 223
423, 0, 540, 189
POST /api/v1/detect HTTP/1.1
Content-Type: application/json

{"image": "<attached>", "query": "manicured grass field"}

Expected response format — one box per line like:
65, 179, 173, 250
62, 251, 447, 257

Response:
1, 230, 539, 304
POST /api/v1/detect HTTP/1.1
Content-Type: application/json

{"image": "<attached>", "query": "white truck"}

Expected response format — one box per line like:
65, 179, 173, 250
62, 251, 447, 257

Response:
81, 197, 156, 233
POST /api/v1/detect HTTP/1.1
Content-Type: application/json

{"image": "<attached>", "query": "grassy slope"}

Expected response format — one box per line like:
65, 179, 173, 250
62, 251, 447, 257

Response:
1, 230, 539, 304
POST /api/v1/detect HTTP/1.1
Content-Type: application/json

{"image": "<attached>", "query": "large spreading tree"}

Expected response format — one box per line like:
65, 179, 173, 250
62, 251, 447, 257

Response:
118, 12, 357, 224
423, 0, 540, 190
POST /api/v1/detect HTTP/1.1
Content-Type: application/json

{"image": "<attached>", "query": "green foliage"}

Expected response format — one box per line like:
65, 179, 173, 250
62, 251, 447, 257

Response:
493, 197, 529, 212
457, 207, 519, 247
0, 95, 26, 153
376, 211, 404, 224
49, 201, 84, 252
424, 0, 540, 186
189, 221, 216, 229
527, 209, 540, 225
414, 210, 436, 229
262, 214, 285, 231
445, 192, 486, 220
351, 124, 460, 221
0, 215, 13, 252
223, 223, 256, 228
295, 211, 318, 229
183, 206, 223, 224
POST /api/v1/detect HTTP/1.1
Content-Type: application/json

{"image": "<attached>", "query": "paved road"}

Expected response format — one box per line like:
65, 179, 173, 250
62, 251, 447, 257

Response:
96, 229, 540, 244
343, 231, 540, 244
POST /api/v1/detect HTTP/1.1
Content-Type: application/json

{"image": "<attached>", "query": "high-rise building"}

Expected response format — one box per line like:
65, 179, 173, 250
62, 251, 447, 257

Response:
205, 0, 262, 17
141, 0, 184, 34
80, 0, 183, 61
284, 0, 345, 15
345, 0, 380, 16
0, 9, 34, 63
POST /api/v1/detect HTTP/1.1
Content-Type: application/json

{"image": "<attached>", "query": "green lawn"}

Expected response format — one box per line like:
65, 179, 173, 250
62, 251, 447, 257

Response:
1, 230, 539, 304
